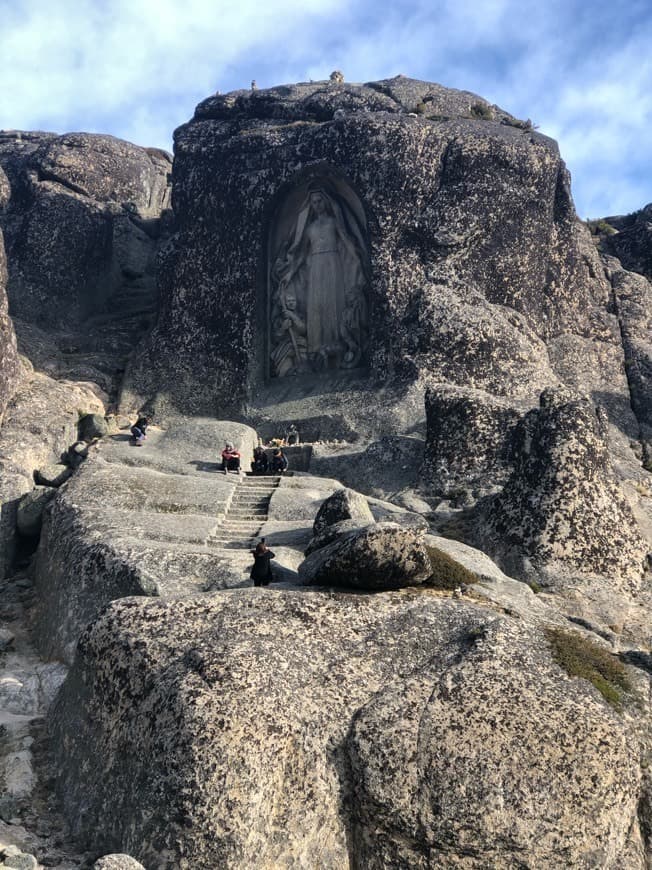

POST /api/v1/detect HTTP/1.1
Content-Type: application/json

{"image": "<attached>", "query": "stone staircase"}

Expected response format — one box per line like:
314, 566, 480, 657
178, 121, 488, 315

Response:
208, 475, 282, 551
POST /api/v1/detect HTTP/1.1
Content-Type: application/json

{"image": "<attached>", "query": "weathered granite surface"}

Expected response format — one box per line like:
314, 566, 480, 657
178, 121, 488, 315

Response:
0, 175, 20, 423
0, 131, 172, 404
123, 76, 610, 437
0, 367, 104, 578
50, 591, 646, 868
473, 387, 648, 589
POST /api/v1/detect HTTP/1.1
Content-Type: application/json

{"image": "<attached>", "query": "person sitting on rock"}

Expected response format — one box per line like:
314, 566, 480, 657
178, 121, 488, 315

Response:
221, 442, 241, 473
270, 448, 289, 474
251, 446, 269, 475
250, 538, 276, 587
130, 415, 149, 446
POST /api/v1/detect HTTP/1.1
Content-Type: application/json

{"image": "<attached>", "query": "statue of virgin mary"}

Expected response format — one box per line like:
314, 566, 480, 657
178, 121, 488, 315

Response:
272, 185, 368, 371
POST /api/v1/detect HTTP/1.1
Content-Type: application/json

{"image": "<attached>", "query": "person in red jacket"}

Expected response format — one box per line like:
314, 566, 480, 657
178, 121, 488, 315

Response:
220, 442, 241, 473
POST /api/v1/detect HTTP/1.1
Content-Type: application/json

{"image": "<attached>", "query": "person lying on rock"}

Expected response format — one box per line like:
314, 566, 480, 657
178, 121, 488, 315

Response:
221, 442, 241, 473
250, 538, 275, 586
130, 415, 149, 446
271, 448, 288, 474
251, 446, 269, 475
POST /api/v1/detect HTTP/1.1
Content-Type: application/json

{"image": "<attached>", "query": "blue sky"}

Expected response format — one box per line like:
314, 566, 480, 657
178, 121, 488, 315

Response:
1, 0, 651, 218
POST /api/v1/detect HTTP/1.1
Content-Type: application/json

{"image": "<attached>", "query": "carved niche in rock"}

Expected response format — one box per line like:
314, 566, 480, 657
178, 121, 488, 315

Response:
268, 177, 370, 377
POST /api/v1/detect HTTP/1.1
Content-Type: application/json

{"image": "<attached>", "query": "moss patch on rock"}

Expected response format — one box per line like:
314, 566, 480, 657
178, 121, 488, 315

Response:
545, 628, 631, 710
425, 545, 479, 589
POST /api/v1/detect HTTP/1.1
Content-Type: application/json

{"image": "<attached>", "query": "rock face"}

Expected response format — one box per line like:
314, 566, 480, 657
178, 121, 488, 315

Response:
123, 77, 609, 434
0, 175, 21, 423
473, 387, 648, 587
299, 523, 432, 590
0, 131, 172, 403
422, 385, 522, 497
50, 591, 645, 869
0, 131, 171, 328
0, 368, 104, 578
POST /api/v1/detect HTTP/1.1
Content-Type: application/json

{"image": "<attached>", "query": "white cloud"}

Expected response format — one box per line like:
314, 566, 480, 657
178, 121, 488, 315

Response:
1, 0, 651, 216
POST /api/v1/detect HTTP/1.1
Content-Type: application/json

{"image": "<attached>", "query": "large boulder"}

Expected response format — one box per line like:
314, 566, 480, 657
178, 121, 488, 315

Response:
312, 486, 374, 536
299, 523, 432, 590
122, 77, 610, 431
49, 591, 645, 869
473, 387, 648, 587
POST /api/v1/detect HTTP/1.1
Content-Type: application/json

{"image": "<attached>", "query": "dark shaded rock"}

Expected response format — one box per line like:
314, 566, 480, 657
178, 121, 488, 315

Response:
312, 487, 374, 536
34, 464, 72, 488
16, 486, 56, 536
49, 592, 643, 869
604, 256, 652, 442
0, 220, 21, 424
473, 387, 648, 587
78, 413, 108, 441
65, 440, 89, 469
422, 385, 523, 497
605, 202, 652, 282
299, 523, 431, 590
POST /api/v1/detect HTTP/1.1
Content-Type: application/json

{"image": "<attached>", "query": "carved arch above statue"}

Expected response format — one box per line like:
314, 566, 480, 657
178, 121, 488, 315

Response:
268, 172, 370, 378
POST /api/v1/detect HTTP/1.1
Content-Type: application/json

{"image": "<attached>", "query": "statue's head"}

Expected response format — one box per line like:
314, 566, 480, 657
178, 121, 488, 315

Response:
284, 290, 298, 311
309, 189, 329, 216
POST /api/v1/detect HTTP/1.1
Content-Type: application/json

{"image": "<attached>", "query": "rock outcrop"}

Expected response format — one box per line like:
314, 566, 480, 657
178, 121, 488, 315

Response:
0, 131, 172, 402
0, 368, 104, 578
473, 387, 648, 587
50, 592, 645, 869
123, 76, 613, 439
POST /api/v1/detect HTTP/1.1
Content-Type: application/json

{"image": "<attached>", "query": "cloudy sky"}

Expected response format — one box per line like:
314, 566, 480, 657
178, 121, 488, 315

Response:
1, 0, 650, 218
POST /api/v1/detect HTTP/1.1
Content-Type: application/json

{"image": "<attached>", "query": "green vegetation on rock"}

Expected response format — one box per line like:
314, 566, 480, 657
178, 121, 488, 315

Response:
545, 628, 631, 710
425, 545, 479, 589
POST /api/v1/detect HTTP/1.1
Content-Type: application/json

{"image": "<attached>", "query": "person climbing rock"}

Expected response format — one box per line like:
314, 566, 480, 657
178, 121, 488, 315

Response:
250, 538, 275, 586
221, 442, 241, 473
130, 415, 149, 446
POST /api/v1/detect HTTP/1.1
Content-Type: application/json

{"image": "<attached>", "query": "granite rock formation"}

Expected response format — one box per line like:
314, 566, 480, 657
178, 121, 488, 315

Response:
50, 592, 646, 869
123, 77, 614, 441
0, 131, 171, 401
0, 178, 21, 424
473, 387, 648, 587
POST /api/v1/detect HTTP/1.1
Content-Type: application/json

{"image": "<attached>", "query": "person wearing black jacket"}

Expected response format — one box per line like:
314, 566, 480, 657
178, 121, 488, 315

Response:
131, 415, 149, 446
250, 539, 275, 586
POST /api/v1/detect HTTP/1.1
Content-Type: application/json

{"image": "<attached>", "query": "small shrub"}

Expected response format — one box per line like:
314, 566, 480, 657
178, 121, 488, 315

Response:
586, 218, 617, 236
545, 627, 631, 710
527, 579, 542, 594
425, 545, 479, 589
470, 102, 493, 120
414, 101, 428, 115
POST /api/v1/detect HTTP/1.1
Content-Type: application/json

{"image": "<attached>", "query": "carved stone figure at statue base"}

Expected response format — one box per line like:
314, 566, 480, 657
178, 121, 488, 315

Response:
269, 180, 369, 377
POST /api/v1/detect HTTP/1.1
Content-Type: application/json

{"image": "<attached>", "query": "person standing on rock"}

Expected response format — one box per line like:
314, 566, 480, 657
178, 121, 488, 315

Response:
250, 538, 275, 586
